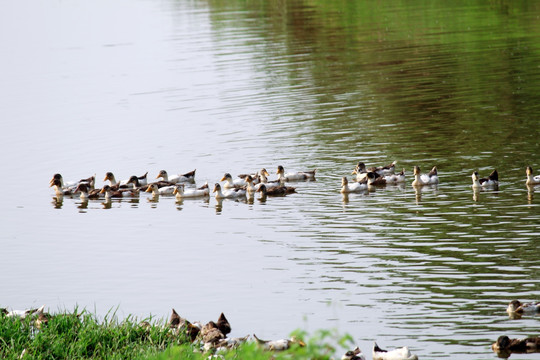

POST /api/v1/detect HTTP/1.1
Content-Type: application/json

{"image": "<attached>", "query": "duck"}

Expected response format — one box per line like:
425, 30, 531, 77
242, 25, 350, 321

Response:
340, 176, 367, 193
257, 183, 296, 197
492, 335, 540, 354
201, 321, 226, 347
104, 172, 148, 189
276, 165, 316, 182
254, 172, 284, 191
50, 173, 95, 191
172, 183, 210, 199
49, 179, 75, 196
471, 169, 498, 189
215, 335, 250, 350
32, 306, 51, 329
3, 305, 45, 319
213, 183, 246, 199
367, 171, 387, 186
237, 169, 269, 184
145, 183, 176, 196
100, 185, 139, 199
411, 165, 439, 186
342, 347, 366, 360
252, 334, 306, 351
352, 161, 396, 179
352, 162, 371, 182
167, 308, 200, 341
215, 312, 231, 336
506, 299, 540, 315
74, 183, 101, 200
156, 169, 196, 184
368, 161, 397, 176
221, 173, 246, 189
373, 342, 418, 360
526, 166, 540, 185
384, 168, 406, 184
244, 176, 257, 196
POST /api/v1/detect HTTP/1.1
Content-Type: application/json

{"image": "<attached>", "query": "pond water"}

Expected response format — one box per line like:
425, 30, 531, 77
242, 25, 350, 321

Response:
1, 0, 539, 359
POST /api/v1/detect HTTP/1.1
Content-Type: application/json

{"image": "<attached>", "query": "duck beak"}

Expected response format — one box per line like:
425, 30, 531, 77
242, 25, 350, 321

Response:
145, 187, 152, 193
220, 176, 226, 181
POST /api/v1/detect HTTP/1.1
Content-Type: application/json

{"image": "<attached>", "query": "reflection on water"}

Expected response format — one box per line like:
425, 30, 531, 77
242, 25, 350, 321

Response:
2, 0, 540, 359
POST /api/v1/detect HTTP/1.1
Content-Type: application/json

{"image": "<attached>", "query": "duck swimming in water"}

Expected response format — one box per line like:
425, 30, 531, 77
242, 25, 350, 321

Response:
74, 183, 101, 200
257, 183, 296, 197
340, 176, 367, 193
411, 166, 439, 186
526, 166, 540, 185
492, 335, 540, 355
506, 299, 540, 315
50, 173, 95, 191
471, 169, 498, 189
145, 183, 176, 196
100, 185, 139, 199
156, 169, 196, 184
276, 165, 316, 182
221, 173, 246, 189
172, 183, 210, 199
341, 347, 366, 360
213, 183, 246, 199
372, 342, 418, 360
104, 172, 148, 189
253, 334, 305, 351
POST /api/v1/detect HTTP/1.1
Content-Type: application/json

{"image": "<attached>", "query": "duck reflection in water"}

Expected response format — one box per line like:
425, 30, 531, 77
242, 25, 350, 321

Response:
414, 184, 438, 204
527, 184, 536, 203
51, 196, 63, 209
102, 199, 112, 209
215, 198, 223, 214
77, 199, 88, 210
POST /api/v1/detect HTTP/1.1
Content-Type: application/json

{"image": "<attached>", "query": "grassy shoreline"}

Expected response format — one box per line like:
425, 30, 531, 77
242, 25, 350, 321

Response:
0, 308, 351, 359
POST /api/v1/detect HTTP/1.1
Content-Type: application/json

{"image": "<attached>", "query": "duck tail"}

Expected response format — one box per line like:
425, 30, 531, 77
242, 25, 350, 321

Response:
252, 334, 266, 344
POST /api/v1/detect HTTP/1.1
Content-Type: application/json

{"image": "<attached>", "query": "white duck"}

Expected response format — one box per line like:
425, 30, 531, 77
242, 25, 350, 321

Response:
50, 173, 95, 191
74, 183, 101, 200
244, 176, 257, 196
3, 305, 45, 319
221, 173, 246, 189
384, 169, 406, 184
100, 185, 139, 199
506, 299, 540, 314
373, 342, 418, 360
471, 169, 498, 189
50, 179, 74, 196
411, 165, 439, 186
104, 172, 148, 188
254, 172, 284, 191
145, 183, 176, 196
173, 183, 210, 199
342, 347, 366, 360
276, 165, 317, 182
212, 183, 246, 199
156, 169, 196, 184
340, 176, 367, 193
253, 334, 305, 351
526, 166, 540, 185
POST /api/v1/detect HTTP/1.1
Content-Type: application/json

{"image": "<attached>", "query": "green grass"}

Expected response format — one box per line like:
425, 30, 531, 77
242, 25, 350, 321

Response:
0, 310, 354, 359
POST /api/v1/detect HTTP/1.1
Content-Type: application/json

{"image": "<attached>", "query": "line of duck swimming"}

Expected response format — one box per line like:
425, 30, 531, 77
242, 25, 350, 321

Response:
50, 162, 540, 204
340, 161, 540, 194
49, 165, 316, 202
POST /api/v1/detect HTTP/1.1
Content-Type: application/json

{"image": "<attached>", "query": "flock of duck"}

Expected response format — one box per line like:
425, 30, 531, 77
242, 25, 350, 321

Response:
2, 300, 539, 359
49, 165, 315, 204
49, 162, 540, 206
